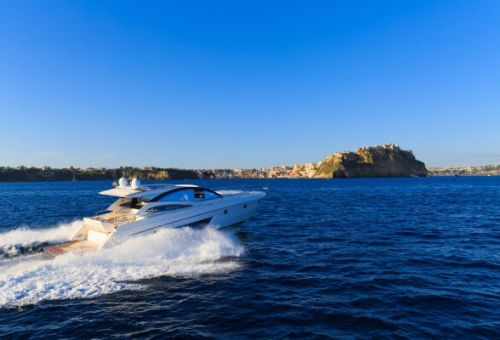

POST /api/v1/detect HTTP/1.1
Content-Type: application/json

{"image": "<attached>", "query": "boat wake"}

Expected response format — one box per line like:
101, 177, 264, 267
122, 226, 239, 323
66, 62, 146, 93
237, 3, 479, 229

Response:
0, 225, 244, 308
0, 220, 83, 259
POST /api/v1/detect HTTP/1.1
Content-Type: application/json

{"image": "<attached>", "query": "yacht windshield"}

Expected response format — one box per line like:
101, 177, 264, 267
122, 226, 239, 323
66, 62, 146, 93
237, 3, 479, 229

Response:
153, 188, 222, 202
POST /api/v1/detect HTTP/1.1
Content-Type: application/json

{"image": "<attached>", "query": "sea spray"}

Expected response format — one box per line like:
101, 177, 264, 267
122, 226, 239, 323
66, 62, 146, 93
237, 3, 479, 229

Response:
0, 227, 244, 308
0, 220, 83, 259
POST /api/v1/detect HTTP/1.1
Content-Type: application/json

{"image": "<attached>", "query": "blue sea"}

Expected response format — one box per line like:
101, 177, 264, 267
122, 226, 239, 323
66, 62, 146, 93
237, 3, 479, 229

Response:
0, 178, 499, 338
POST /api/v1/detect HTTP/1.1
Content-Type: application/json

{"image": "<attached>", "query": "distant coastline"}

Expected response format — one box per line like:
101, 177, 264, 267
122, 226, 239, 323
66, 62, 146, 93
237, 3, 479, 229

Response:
0, 164, 497, 182
0, 144, 498, 182
428, 165, 500, 177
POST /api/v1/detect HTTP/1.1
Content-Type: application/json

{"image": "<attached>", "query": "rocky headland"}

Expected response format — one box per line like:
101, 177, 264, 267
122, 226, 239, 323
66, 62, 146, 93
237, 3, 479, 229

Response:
313, 144, 428, 178
0, 144, 435, 181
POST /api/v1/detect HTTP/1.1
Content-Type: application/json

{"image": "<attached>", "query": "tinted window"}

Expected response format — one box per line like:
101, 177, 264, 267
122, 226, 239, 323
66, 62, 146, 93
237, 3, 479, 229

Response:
194, 188, 205, 199
204, 190, 220, 200
158, 189, 195, 202
157, 188, 221, 202
147, 204, 190, 212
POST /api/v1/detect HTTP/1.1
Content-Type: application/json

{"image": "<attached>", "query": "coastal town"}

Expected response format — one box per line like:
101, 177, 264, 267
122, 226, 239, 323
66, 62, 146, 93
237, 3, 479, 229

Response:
1, 144, 498, 181
428, 165, 500, 177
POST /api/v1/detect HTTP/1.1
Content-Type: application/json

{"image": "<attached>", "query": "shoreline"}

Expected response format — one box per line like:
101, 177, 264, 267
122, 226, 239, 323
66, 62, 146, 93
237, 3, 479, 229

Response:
0, 175, 497, 183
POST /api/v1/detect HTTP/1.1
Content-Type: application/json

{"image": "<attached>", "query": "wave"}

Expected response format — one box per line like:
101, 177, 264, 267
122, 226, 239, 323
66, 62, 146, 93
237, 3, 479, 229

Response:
0, 226, 244, 308
0, 220, 83, 259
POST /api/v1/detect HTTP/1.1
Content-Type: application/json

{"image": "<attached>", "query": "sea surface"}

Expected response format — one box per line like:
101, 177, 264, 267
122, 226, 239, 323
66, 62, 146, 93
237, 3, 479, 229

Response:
0, 178, 499, 338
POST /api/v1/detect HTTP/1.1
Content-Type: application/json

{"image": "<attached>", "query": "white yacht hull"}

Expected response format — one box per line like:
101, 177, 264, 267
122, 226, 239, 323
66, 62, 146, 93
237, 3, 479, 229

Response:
45, 189, 264, 256
106, 191, 264, 247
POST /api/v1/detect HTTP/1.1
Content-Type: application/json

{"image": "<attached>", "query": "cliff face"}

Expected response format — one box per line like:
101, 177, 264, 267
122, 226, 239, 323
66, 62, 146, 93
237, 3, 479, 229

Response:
314, 144, 428, 178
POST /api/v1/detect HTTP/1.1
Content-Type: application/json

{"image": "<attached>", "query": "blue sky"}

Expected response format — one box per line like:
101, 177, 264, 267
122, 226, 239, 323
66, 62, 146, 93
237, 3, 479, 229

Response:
0, 0, 499, 168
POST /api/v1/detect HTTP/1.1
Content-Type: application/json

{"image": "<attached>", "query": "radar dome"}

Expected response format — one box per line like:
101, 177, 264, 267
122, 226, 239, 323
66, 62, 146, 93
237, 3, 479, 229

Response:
131, 177, 141, 189
118, 177, 129, 188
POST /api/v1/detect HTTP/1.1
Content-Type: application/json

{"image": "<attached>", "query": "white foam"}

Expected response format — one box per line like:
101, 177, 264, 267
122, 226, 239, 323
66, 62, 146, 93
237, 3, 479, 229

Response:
0, 227, 243, 308
0, 220, 82, 248
0, 220, 83, 259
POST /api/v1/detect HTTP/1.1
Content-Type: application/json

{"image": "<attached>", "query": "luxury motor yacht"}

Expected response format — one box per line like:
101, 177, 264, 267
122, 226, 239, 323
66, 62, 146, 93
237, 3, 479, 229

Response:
44, 178, 266, 256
